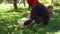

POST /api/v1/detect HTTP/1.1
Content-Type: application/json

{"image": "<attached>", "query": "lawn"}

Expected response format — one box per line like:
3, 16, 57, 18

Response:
0, 4, 60, 34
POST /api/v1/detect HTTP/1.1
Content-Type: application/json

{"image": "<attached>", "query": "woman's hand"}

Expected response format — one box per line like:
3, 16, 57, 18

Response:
18, 23, 24, 27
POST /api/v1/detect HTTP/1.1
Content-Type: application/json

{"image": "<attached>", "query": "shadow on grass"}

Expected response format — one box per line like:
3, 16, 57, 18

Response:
55, 9, 60, 13
0, 6, 60, 34
21, 18, 60, 34
18, 9, 60, 34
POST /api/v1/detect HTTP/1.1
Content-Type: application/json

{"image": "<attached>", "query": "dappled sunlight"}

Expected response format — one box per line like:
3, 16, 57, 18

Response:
0, 4, 13, 9
55, 31, 60, 34
0, 4, 13, 13
0, 2, 60, 34
46, 31, 60, 34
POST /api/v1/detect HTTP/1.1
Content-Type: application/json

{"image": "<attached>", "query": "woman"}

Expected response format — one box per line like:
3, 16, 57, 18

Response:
18, 0, 50, 27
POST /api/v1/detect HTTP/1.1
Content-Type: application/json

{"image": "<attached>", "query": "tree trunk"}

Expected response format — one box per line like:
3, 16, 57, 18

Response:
23, 0, 25, 6
50, 0, 53, 5
3, 0, 6, 4
13, 0, 18, 11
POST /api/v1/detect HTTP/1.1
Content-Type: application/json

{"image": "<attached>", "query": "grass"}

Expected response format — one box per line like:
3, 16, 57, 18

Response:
0, 4, 60, 34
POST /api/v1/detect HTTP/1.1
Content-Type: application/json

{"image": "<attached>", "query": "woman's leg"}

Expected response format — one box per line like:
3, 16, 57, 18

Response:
38, 3, 50, 24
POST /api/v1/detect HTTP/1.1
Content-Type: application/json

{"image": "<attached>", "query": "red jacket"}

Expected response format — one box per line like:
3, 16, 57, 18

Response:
27, 0, 39, 6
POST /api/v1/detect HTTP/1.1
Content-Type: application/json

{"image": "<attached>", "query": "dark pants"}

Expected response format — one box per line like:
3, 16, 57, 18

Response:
24, 3, 50, 26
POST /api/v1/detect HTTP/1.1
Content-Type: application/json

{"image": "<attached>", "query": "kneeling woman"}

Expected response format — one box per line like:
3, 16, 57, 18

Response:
18, 0, 50, 27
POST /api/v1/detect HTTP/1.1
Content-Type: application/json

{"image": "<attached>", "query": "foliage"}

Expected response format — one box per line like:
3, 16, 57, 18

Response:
0, 4, 60, 34
54, 0, 60, 6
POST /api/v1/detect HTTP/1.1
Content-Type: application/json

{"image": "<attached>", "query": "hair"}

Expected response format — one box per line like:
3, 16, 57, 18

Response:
47, 5, 54, 9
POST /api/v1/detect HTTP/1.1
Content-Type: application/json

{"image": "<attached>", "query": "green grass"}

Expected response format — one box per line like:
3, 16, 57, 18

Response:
0, 4, 60, 34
